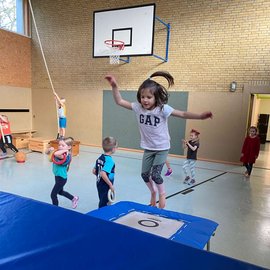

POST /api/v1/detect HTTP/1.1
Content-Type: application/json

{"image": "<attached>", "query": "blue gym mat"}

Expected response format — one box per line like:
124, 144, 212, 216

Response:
0, 191, 268, 270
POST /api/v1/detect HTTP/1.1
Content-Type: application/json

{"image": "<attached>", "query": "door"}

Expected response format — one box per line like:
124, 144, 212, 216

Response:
257, 114, 269, 144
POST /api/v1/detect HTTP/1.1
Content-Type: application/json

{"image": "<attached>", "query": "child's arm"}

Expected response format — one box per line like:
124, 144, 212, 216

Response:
186, 141, 198, 152
45, 147, 55, 155
171, 110, 213, 120
53, 149, 69, 159
100, 171, 114, 192
53, 92, 64, 107
105, 75, 132, 110
241, 137, 248, 157
255, 137, 260, 159
182, 139, 187, 149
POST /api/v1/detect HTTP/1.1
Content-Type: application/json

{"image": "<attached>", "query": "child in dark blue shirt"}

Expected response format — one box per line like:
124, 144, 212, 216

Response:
92, 137, 117, 208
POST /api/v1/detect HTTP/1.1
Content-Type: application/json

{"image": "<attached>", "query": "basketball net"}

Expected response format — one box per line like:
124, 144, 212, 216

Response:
104, 40, 125, 65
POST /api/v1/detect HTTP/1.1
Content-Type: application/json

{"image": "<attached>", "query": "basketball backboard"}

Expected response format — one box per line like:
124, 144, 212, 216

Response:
93, 4, 155, 58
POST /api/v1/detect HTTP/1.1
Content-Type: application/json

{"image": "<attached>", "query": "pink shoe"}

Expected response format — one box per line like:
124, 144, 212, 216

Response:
72, 196, 79, 209
165, 168, 173, 177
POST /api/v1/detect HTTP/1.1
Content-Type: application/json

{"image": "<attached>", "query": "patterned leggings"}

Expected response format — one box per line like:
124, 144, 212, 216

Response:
183, 159, 196, 180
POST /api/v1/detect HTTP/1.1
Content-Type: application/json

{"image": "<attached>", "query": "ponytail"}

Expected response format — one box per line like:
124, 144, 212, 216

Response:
137, 71, 174, 107
150, 71, 174, 88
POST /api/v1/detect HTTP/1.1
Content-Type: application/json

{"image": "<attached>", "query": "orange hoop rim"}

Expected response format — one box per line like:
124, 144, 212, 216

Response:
104, 39, 125, 50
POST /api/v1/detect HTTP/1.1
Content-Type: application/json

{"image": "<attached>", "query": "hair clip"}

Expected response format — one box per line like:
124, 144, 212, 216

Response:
191, 129, 200, 135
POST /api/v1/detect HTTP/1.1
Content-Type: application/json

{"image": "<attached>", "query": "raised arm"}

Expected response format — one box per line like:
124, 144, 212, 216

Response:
53, 149, 69, 159
53, 91, 63, 107
171, 109, 213, 120
105, 75, 132, 110
186, 141, 198, 151
182, 139, 187, 149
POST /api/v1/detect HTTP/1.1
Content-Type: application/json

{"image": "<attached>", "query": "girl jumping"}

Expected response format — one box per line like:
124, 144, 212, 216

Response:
105, 71, 212, 208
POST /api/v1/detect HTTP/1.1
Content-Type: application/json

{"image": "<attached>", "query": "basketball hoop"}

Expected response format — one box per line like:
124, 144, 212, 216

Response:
104, 40, 125, 64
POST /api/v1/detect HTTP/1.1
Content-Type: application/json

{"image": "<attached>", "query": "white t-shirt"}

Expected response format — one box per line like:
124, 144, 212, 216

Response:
58, 104, 66, 118
131, 102, 174, 150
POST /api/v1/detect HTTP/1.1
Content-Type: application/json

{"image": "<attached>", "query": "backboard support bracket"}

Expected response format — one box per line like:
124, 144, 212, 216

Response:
119, 56, 131, 63
152, 16, 171, 62
122, 16, 170, 64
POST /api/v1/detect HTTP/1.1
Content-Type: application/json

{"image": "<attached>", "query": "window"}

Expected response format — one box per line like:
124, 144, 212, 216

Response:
0, 0, 29, 36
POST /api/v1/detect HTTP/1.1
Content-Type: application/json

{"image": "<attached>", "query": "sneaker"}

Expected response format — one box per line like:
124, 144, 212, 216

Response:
72, 196, 79, 209
183, 176, 190, 184
0, 152, 7, 157
188, 179, 196, 185
165, 168, 173, 177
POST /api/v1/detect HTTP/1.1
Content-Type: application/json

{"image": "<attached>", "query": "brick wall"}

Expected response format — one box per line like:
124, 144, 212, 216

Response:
31, 0, 270, 91
0, 29, 31, 87
30, 0, 270, 162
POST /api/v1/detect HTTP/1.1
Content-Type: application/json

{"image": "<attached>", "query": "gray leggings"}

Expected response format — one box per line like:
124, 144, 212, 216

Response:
141, 149, 168, 185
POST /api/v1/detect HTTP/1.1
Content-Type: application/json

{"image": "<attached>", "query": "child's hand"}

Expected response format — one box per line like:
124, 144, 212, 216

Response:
200, 111, 213, 119
110, 185, 115, 193
45, 147, 54, 155
105, 75, 117, 87
92, 168, 96, 175
182, 139, 187, 144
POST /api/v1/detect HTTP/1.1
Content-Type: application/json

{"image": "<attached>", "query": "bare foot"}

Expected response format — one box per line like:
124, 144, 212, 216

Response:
150, 192, 157, 207
158, 193, 166, 209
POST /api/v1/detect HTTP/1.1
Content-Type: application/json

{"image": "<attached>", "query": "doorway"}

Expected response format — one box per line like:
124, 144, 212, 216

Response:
249, 94, 270, 169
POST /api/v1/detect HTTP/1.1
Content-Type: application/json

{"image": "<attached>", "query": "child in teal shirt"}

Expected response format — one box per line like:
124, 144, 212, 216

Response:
47, 137, 79, 208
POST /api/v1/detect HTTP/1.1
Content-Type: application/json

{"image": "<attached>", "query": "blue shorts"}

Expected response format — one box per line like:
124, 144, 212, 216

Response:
59, 117, 67, 128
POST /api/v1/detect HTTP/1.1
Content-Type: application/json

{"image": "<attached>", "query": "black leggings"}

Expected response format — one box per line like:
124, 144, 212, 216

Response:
0, 135, 18, 153
51, 176, 74, 206
244, 163, 253, 176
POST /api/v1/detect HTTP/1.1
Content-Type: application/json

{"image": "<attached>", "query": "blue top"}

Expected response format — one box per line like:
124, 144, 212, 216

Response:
94, 154, 115, 184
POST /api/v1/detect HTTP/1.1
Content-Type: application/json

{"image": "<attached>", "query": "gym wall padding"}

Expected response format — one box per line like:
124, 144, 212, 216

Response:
0, 191, 267, 270
103, 90, 188, 155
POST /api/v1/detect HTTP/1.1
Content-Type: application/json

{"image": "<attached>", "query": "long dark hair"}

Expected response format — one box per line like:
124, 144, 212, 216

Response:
137, 71, 174, 108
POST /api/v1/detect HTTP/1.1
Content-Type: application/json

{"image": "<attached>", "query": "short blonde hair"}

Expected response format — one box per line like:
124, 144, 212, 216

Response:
102, 137, 117, 152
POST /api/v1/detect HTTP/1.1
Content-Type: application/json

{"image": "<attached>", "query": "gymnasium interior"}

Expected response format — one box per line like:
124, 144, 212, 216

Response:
0, 1, 270, 269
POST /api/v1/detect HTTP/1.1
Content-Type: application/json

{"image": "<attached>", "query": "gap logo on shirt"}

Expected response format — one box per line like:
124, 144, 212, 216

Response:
139, 114, 160, 126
